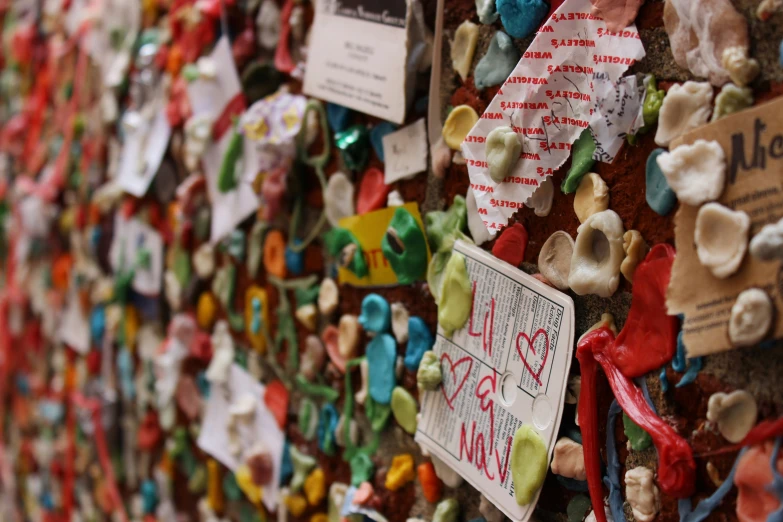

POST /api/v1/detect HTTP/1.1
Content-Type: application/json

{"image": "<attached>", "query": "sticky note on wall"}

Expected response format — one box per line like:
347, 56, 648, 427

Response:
337, 203, 431, 287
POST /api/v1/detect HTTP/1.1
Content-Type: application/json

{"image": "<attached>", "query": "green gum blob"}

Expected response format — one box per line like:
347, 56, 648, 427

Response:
433, 499, 460, 522
642, 75, 665, 128
289, 446, 317, 492
417, 350, 443, 391
365, 395, 392, 432
510, 424, 547, 505
172, 246, 191, 285
217, 128, 243, 193
486, 126, 522, 183
390, 386, 418, 434
335, 125, 370, 171
181, 63, 200, 82
297, 398, 319, 440
437, 252, 472, 337
295, 284, 321, 307
350, 453, 374, 486
223, 473, 243, 501
324, 227, 369, 278
224, 229, 246, 261
566, 494, 592, 522
381, 207, 429, 285
711, 83, 753, 121
425, 196, 467, 253
561, 129, 596, 194
628, 75, 666, 145
426, 231, 472, 301
622, 412, 652, 451
188, 465, 207, 493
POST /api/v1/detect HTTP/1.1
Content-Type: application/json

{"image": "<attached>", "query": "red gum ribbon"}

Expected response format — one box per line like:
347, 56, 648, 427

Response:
576, 245, 695, 522
577, 327, 696, 522
611, 244, 678, 377
49, 24, 92, 199
274, 0, 296, 74
212, 93, 247, 142
697, 417, 783, 457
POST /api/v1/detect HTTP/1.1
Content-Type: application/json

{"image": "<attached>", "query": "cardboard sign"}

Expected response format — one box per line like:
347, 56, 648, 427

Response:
667, 96, 783, 357
303, 0, 409, 123
415, 240, 575, 522
337, 202, 430, 287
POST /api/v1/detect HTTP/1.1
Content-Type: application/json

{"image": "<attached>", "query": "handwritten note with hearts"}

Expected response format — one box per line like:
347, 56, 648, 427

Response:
415, 240, 574, 522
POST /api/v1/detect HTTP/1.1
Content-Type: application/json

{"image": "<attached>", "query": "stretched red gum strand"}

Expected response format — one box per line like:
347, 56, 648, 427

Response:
577, 327, 696, 522
611, 243, 678, 378
274, 0, 296, 74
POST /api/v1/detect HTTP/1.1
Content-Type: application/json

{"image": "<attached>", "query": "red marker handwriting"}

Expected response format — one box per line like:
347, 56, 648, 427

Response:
468, 281, 496, 357
458, 371, 512, 484
516, 328, 550, 386
440, 353, 473, 410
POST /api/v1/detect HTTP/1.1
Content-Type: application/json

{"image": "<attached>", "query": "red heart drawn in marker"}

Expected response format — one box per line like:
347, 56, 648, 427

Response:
516, 328, 550, 386
440, 353, 473, 411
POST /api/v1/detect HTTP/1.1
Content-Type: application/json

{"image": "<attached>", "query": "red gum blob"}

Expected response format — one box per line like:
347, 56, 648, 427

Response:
262, 167, 288, 221
491, 223, 528, 267
274, 0, 296, 74
611, 244, 678, 377
322, 325, 346, 373
264, 379, 289, 429
735, 441, 783, 522
577, 327, 695, 522
589, 0, 645, 33
356, 167, 390, 215
137, 411, 163, 451
353, 482, 375, 505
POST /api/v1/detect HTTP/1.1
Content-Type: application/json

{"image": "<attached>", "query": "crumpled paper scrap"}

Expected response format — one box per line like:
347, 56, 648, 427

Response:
461, 0, 645, 232
590, 74, 645, 162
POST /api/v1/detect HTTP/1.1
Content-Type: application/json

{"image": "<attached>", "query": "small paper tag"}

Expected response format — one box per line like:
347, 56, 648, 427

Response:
336, 202, 430, 287
59, 292, 91, 354
303, 0, 410, 123
383, 118, 428, 183
109, 216, 164, 296
116, 107, 171, 198
590, 75, 645, 163
197, 364, 285, 511
186, 37, 260, 243
415, 240, 575, 522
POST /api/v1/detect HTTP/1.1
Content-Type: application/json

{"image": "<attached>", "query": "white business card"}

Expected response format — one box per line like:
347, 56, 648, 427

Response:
303, 0, 410, 123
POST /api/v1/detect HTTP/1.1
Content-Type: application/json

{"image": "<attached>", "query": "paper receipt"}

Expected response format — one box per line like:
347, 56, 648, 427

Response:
461, 0, 645, 232
415, 241, 575, 522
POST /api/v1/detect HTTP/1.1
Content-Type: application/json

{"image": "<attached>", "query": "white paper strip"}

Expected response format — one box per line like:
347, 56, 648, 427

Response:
461, 0, 645, 232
